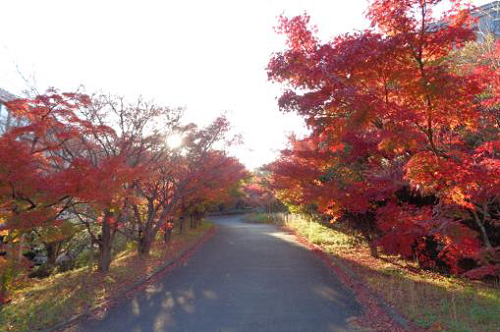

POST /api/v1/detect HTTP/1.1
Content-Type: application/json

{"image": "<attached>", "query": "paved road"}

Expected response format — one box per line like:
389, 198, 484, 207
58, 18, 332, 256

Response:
80, 216, 361, 332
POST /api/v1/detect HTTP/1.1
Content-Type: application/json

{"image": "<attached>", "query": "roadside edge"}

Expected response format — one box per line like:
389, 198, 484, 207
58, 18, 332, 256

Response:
45, 225, 216, 332
281, 225, 413, 332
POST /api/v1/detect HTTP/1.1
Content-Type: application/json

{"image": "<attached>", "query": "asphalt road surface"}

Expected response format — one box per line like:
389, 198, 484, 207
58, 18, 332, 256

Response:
79, 216, 361, 332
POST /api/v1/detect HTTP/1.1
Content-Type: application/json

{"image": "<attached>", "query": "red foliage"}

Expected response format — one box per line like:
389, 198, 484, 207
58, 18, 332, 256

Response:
376, 203, 432, 259
1, 91, 248, 275
268, 0, 500, 279
242, 178, 275, 208
0, 90, 119, 232
464, 264, 500, 280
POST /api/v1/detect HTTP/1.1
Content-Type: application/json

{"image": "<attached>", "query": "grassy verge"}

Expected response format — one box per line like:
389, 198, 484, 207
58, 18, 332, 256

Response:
280, 214, 500, 332
242, 212, 283, 224
0, 221, 214, 332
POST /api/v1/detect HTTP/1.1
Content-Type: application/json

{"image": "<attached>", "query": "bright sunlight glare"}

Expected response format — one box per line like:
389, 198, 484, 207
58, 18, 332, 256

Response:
167, 134, 183, 149
0, 0, 489, 169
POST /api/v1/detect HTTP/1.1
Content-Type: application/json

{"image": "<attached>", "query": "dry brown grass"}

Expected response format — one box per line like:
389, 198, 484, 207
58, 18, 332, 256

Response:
0, 222, 213, 332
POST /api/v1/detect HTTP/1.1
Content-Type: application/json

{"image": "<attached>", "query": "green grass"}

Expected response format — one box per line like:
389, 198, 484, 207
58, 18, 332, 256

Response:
282, 214, 500, 332
0, 221, 214, 332
242, 212, 276, 224
283, 215, 362, 252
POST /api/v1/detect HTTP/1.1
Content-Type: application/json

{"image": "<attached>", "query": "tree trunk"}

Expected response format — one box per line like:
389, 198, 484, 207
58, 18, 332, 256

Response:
0, 273, 9, 305
471, 208, 493, 249
368, 240, 379, 258
179, 218, 185, 235
45, 242, 58, 266
0, 242, 14, 305
138, 233, 152, 255
97, 242, 112, 272
97, 217, 113, 272
88, 239, 94, 273
17, 234, 25, 263
361, 228, 379, 258
163, 229, 172, 243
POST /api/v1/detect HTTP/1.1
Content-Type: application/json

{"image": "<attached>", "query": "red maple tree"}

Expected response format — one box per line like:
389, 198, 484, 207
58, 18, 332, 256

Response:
268, 0, 500, 277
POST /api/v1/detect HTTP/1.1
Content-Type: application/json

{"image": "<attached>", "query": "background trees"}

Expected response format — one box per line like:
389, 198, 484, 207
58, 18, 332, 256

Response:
268, 0, 500, 279
0, 89, 247, 301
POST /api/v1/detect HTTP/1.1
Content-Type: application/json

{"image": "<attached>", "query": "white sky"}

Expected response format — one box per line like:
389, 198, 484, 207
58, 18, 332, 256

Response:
0, 0, 492, 169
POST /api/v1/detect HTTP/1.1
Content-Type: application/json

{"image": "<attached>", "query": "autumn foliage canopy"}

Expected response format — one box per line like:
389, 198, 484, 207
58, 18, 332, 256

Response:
267, 0, 500, 278
0, 89, 247, 284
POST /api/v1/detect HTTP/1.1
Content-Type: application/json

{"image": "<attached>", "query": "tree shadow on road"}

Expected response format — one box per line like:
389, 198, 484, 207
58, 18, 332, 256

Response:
78, 222, 362, 332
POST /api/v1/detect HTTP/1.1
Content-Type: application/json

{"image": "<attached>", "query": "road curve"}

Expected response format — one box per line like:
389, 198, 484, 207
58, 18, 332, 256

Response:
79, 216, 361, 332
